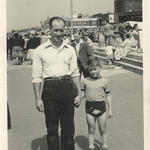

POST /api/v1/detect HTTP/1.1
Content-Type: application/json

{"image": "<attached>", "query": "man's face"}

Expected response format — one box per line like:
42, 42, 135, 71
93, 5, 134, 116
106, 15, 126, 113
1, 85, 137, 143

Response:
50, 20, 65, 43
74, 34, 81, 43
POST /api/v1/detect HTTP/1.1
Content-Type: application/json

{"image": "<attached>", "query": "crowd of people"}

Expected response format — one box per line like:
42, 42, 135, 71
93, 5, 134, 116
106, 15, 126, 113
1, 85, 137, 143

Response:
99, 21, 141, 64
7, 20, 141, 66
7, 31, 49, 65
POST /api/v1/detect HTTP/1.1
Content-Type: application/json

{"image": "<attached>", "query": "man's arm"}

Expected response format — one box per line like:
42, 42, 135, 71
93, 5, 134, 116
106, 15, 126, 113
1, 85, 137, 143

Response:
86, 42, 93, 58
33, 83, 42, 100
33, 82, 44, 112
70, 46, 82, 107
32, 47, 44, 112
72, 76, 82, 107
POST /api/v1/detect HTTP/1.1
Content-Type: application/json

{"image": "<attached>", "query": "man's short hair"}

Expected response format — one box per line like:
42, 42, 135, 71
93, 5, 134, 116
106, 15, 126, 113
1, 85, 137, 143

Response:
49, 17, 65, 29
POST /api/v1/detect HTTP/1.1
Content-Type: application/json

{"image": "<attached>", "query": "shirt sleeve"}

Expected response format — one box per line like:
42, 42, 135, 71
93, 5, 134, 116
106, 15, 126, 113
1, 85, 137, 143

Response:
104, 79, 111, 93
87, 43, 93, 57
70, 47, 80, 77
32, 48, 43, 83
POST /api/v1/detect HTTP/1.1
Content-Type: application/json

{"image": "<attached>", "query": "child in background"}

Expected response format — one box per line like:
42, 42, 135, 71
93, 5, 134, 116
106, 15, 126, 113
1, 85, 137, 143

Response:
105, 45, 114, 65
114, 34, 133, 60
82, 57, 112, 150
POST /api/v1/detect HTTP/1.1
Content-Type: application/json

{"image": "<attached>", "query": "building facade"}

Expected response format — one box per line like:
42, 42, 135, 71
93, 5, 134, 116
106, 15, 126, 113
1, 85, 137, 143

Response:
114, 0, 142, 21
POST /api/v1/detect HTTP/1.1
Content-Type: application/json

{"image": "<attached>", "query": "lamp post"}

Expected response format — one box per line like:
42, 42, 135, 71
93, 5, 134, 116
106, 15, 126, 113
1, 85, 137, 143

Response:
70, 0, 74, 39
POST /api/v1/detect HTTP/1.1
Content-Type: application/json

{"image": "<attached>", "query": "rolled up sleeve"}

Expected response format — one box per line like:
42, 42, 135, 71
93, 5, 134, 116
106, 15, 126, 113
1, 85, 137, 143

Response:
32, 48, 43, 83
70, 48, 80, 77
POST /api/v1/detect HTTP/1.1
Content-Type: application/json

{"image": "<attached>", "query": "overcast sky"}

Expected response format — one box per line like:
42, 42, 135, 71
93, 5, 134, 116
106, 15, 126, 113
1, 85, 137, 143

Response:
7, 0, 114, 31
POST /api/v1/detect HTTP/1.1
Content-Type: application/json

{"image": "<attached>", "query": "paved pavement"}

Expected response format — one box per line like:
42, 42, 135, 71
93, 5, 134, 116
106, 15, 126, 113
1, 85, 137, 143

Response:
7, 60, 143, 150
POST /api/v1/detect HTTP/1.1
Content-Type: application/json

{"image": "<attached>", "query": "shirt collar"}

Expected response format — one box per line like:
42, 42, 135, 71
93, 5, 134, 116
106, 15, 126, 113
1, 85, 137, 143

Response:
44, 39, 69, 49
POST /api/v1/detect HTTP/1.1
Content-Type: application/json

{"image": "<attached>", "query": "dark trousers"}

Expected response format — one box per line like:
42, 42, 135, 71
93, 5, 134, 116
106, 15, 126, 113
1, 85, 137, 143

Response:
7, 47, 13, 60
7, 103, 11, 129
77, 59, 90, 78
42, 77, 75, 150
105, 35, 113, 46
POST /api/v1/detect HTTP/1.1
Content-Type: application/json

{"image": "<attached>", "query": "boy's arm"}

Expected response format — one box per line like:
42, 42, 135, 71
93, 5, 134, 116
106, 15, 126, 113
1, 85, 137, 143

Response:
106, 92, 112, 118
106, 93, 112, 111
104, 79, 112, 118
81, 78, 85, 98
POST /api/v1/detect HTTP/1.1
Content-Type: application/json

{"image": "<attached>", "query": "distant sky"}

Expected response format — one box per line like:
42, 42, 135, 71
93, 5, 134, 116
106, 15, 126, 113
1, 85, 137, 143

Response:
7, 0, 114, 31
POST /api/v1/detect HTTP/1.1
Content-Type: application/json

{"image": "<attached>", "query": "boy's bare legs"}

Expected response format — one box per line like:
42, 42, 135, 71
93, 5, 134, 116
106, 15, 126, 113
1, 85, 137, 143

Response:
86, 114, 96, 149
97, 112, 108, 150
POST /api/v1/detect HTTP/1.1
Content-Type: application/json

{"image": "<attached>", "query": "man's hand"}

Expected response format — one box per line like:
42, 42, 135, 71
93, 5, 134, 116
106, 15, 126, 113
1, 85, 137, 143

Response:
74, 95, 82, 108
108, 111, 112, 119
35, 99, 44, 112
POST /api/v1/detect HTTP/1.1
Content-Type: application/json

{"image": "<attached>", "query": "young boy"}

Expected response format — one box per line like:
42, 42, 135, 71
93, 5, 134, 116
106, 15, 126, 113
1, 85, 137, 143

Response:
82, 57, 112, 150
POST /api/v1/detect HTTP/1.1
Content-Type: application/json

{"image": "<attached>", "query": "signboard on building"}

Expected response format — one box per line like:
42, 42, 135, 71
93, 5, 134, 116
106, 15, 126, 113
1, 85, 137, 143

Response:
109, 14, 114, 23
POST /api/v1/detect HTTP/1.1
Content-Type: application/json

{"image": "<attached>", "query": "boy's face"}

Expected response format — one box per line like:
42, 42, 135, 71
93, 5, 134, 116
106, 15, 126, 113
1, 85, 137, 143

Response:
88, 65, 100, 79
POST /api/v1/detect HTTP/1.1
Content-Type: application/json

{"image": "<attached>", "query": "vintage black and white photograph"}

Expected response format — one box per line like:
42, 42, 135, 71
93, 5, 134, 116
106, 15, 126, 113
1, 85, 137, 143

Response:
3, 0, 148, 150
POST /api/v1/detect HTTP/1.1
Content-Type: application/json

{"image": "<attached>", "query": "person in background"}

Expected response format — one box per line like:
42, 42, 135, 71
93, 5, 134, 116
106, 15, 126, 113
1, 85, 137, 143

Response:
63, 33, 70, 44
7, 34, 14, 60
89, 32, 95, 42
124, 23, 132, 33
40, 32, 49, 44
26, 33, 40, 64
114, 33, 133, 60
98, 30, 105, 48
114, 34, 123, 45
32, 16, 81, 150
74, 33, 93, 78
105, 44, 114, 65
132, 24, 139, 49
84, 33, 93, 48
12, 32, 24, 65
121, 33, 133, 53
7, 103, 11, 130
82, 57, 112, 150
104, 21, 114, 46
118, 22, 125, 41
23, 34, 29, 61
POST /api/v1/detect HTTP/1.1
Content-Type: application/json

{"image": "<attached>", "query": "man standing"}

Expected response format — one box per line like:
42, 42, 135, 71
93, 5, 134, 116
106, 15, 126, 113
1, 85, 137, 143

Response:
74, 33, 93, 78
7, 34, 14, 60
104, 21, 114, 46
32, 17, 81, 150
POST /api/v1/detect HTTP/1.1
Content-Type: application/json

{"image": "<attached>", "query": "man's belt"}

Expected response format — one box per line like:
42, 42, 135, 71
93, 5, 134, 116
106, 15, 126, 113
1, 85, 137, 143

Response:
44, 75, 70, 81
